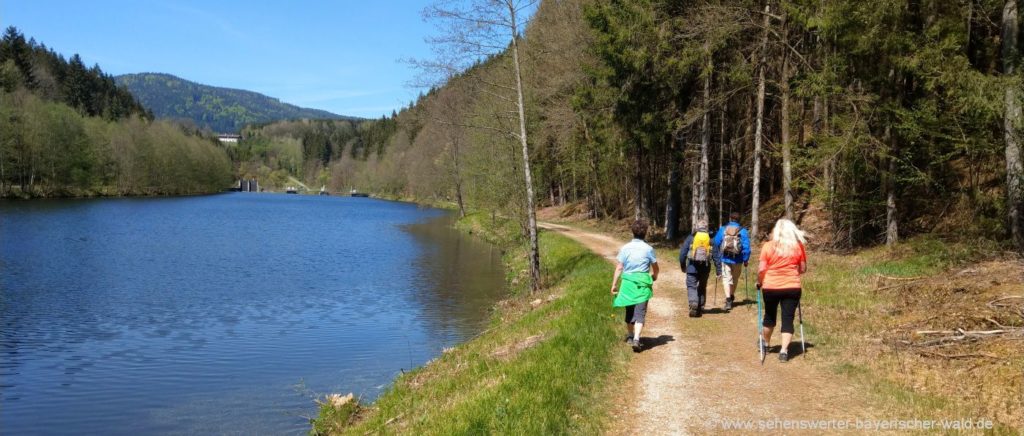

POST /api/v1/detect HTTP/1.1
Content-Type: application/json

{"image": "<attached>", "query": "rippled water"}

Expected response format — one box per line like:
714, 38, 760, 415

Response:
0, 193, 506, 435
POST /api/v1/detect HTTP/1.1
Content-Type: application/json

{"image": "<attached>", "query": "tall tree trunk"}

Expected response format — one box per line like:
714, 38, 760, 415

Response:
781, 11, 794, 219
634, 145, 645, 222
508, 7, 540, 293
719, 101, 726, 227
691, 154, 699, 230
665, 134, 683, 241
452, 136, 466, 218
696, 54, 711, 227
1004, 0, 1023, 249
884, 125, 899, 246
751, 3, 771, 241
886, 159, 899, 246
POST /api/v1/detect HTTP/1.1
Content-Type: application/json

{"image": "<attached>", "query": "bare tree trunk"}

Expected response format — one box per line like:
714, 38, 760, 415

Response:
781, 10, 794, 219
508, 5, 540, 293
1004, 0, 1023, 249
691, 154, 699, 229
884, 125, 899, 246
813, 97, 823, 135
634, 146, 644, 222
751, 3, 770, 242
696, 60, 711, 227
451, 135, 466, 218
719, 102, 726, 227
665, 134, 683, 241
886, 156, 899, 246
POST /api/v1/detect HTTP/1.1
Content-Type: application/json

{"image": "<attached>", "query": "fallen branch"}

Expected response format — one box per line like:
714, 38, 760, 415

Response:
877, 274, 924, 281
914, 330, 955, 335
915, 329, 1008, 335
385, 413, 405, 426
917, 350, 1003, 360
984, 317, 1014, 329
907, 328, 1023, 347
988, 296, 1024, 309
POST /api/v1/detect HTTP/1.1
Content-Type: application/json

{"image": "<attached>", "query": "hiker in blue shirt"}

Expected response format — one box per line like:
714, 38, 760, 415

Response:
611, 220, 659, 352
712, 212, 751, 311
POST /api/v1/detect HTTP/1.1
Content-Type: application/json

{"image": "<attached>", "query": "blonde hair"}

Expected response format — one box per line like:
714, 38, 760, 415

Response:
771, 219, 806, 257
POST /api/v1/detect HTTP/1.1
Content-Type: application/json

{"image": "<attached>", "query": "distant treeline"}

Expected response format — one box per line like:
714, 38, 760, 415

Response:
232, 115, 401, 190
0, 27, 232, 197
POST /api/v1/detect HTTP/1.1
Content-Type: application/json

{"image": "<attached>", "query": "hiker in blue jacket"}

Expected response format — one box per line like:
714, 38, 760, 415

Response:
712, 212, 751, 311
679, 220, 715, 318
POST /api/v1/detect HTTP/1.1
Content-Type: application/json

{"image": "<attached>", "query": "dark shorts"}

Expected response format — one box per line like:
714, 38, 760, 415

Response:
762, 289, 802, 333
624, 301, 648, 324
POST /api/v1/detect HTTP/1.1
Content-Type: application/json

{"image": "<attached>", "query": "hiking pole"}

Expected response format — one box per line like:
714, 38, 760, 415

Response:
756, 283, 765, 365
713, 271, 719, 306
797, 301, 806, 356
744, 265, 751, 311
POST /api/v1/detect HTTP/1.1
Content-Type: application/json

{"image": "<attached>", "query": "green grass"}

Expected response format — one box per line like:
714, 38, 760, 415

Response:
310, 228, 629, 435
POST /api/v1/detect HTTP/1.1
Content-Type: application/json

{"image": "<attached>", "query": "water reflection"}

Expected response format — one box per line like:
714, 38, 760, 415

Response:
0, 194, 506, 435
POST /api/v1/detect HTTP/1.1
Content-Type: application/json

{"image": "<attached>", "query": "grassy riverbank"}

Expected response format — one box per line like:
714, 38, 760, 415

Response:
311, 213, 628, 434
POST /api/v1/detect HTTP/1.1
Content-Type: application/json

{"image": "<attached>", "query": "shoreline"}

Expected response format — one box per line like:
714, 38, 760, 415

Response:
310, 214, 627, 434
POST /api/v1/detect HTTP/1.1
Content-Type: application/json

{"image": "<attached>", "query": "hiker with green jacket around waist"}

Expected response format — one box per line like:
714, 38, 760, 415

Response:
680, 219, 715, 317
712, 212, 752, 312
611, 220, 659, 352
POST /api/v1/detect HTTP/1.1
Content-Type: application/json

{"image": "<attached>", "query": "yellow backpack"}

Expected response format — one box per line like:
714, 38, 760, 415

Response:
689, 232, 712, 262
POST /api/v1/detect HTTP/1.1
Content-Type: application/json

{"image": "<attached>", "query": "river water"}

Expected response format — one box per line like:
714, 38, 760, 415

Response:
0, 193, 506, 435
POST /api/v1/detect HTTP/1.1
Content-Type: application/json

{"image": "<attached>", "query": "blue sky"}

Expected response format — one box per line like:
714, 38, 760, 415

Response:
1, 0, 439, 118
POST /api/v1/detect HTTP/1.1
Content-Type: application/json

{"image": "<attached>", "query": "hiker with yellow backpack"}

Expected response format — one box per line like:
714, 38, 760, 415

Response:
679, 219, 715, 317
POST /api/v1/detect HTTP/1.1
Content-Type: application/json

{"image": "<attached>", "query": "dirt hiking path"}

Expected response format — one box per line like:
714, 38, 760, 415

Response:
540, 222, 885, 435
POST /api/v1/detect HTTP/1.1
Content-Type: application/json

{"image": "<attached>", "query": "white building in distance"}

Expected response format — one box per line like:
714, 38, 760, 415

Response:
217, 134, 242, 144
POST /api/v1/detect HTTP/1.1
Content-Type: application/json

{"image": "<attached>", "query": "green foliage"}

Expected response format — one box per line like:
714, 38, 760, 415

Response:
0, 28, 232, 198
114, 73, 359, 133
0, 90, 232, 197
230, 114, 403, 189
0, 26, 148, 120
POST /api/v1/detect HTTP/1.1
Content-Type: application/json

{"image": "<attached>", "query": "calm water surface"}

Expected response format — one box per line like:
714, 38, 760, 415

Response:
0, 193, 506, 435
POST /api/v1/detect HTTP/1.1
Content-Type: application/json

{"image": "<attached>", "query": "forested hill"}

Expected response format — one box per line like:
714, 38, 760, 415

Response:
115, 73, 358, 133
0, 27, 148, 119
1, 27, 233, 198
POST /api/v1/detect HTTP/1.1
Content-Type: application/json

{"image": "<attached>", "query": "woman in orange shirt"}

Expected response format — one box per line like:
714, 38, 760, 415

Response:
756, 219, 807, 362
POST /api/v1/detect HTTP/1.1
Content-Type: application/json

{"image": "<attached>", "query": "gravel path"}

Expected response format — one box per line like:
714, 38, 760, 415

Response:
540, 222, 885, 435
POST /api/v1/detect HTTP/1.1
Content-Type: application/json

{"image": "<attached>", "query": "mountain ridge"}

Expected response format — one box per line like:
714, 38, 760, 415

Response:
115, 72, 360, 133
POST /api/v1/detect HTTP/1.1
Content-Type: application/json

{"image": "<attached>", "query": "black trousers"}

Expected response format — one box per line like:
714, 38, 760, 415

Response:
762, 289, 802, 334
686, 266, 710, 308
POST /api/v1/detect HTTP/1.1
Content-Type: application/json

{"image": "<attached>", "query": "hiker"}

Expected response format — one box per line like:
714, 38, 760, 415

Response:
680, 219, 714, 318
756, 218, 807, 362
712, 212, 752, 311
611, 220, 659, 352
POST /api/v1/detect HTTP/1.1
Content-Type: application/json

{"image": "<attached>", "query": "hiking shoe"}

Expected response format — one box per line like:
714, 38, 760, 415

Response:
688, 306, 700, 318
724, 299, 733, 311
630, 338, 643, 352
625, 334, 632, 343
778, 352, 789, 363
